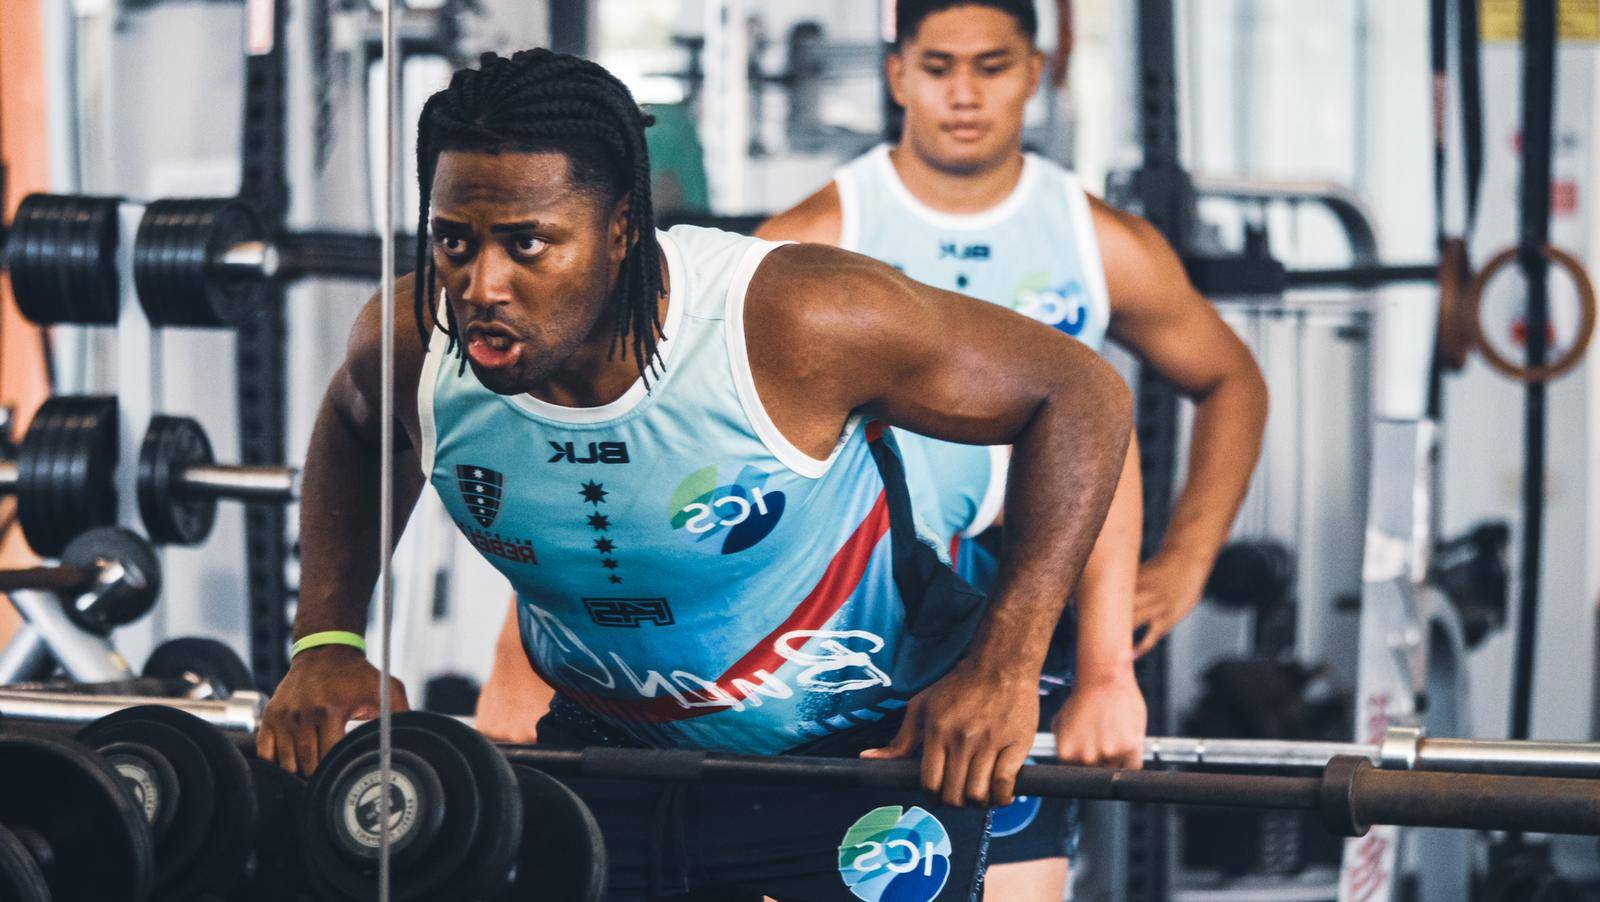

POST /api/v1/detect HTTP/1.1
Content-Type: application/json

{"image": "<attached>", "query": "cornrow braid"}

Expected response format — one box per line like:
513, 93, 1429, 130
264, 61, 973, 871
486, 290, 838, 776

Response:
412, 48, 664, 382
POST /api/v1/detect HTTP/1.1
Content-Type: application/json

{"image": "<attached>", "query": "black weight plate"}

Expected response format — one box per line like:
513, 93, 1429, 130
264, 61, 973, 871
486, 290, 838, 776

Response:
79, 716, 214, 883
0, 823, 52, 902
0, 733, 155, 902
81, 197, 122, 322
16, 397, 67, 556
45, 196, 83, 325
142, 637, 252, 698
5, 196, 48, 322
137, 415, 217, 546
235, 759, 307, 902
97, 740, 184, 842
60, 527, 163, 632
60, 199, 98, 325
511, 766, 608, 902
303, 726, 476, 901
134, 200, 187, 326
303, 712, 520, 902
4, 195, 121, 325
203, 201, 266, 324
135, 199, 253, 327
79, 705, 258, 898
49, 398, 118, 553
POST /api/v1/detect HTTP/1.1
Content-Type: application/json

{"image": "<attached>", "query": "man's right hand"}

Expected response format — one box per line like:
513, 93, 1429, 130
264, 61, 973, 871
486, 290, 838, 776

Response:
257, 646, 410, 776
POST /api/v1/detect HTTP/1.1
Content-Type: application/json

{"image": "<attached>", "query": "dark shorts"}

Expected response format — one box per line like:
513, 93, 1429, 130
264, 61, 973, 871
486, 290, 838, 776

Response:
536, 696, 994, 902
985, 680, 1083, 865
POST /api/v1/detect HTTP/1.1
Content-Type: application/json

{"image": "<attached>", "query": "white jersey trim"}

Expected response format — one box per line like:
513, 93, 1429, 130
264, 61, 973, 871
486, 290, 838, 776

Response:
417, 295, 449, 478
871, 144, 1040, 232
501, 229, 688, 424
725, 240, 861, 479
1061, 170, 1112, 337
965, 445, 1011, 537
834, 167, 862, 251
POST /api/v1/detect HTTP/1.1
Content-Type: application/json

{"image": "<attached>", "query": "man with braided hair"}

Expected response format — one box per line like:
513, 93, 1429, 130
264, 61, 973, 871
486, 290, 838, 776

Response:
261, 48, 1131, 900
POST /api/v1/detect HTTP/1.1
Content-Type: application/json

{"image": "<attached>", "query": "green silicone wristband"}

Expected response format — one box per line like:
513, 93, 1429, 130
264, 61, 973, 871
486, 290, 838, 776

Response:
290, 630, 367, 658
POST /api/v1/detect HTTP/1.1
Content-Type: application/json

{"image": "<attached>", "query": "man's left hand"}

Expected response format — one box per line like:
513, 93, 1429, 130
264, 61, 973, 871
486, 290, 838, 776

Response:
1051, 672, 1146, 770
1132, 550, 1212, 657
862, 662, 1039, 808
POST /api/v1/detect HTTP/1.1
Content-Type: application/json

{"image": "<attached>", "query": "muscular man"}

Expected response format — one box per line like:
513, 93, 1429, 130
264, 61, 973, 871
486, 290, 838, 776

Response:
259, 49, 1130, 900
758, 2, 1268, 898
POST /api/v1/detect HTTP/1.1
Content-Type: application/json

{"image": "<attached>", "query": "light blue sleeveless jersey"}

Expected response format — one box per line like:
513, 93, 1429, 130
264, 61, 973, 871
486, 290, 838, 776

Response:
834, 145, 1112, 542
421, 226, 962, 754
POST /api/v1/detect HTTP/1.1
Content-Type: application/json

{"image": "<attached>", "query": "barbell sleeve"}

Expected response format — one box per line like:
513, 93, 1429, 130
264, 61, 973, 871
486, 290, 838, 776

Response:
174, 464, 300, 502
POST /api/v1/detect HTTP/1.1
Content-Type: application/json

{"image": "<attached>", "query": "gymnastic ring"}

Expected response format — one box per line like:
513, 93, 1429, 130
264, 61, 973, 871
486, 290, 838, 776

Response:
1468, 244, 1598, 383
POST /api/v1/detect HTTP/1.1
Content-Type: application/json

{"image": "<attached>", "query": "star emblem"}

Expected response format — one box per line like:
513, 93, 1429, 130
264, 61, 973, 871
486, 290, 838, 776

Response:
608, 575, 623, 584
601, 558, 619, 570
473, 468, 484, 479
579, 481, 608, 505
586, 513, 611, 532
594, 538, 616, 554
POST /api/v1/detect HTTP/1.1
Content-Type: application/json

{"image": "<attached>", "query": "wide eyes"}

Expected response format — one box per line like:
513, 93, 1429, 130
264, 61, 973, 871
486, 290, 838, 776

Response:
512, 236, 547, 258
436, 235, 470, 258
433, 234, 547, 261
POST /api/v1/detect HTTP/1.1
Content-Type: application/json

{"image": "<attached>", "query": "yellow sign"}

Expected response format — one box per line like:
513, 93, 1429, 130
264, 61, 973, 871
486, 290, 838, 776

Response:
1482, 0, 1600, 41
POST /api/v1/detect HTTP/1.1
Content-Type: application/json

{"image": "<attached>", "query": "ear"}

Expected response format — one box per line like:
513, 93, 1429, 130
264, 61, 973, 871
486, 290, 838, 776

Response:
1025, 47, 1045, 96
606, 196, 633, 267
886, 51, 910, 109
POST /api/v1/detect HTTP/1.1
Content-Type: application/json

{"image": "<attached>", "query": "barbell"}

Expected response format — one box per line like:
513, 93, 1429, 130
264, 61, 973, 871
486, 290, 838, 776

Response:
1, 394, 299, 556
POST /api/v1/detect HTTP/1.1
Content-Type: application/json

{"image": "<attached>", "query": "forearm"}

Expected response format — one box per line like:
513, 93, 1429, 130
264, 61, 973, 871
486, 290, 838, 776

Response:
1161, 372, 1267, 567
970, 380, 1132, 677
1075, 432, 1141, 682
294, 396, 423, 640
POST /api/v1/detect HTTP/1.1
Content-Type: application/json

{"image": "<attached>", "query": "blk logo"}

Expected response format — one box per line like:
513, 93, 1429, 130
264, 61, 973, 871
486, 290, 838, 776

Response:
584, 598, 674, 628
938, 242, 990, 261
549, 441, 630, 464
455, 465, 504, 528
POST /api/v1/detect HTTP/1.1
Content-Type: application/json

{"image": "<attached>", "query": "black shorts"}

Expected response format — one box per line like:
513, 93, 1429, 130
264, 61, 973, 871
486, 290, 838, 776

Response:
985, 680, 1083, 865
536, 696, 994, 901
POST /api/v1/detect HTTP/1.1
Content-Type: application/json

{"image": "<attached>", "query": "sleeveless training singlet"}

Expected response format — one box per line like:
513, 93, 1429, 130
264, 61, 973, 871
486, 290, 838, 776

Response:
833, 145, 1112, 542
420, 226, 970, 754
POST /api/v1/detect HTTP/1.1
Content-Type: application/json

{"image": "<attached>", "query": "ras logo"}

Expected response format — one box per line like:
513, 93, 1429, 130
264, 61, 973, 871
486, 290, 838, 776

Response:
938, 242, 991, 261
838, 806, 952, 902
549, 441, 630, 464
455, 465, 504, 528
584, 598, 674, 628
667, 465, 786, 555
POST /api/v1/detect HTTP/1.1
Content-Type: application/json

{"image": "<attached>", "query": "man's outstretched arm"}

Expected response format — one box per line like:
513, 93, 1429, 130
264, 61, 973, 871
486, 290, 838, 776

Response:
748, 245, 1132, 806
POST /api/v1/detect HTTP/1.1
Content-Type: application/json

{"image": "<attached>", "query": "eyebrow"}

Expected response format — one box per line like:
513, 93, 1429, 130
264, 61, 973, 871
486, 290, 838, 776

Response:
921, 48, 1015, 62
430, 216, 544, 234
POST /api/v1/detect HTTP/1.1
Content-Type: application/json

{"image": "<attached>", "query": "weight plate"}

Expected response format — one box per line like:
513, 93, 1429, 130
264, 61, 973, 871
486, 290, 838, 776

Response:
136, 415, 218, 546
15, 397, 119, 556
0, 823, 52, 902
142, 637, 254, 698
60, 527, 163, 633
78, 705, 258, 898
235, 759, 307, 902
134, 198, 265, 327
303, 712, 521, 902
79, 716, 214, 884
325, 747, 448, 865
511, 765, 608, 902
97, 740, 184, 842
0, 733, 155, 902
4, 195, 121, 325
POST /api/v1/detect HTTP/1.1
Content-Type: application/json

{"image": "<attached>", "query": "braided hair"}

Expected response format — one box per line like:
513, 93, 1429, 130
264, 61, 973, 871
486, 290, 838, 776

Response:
413, 49, 663, 380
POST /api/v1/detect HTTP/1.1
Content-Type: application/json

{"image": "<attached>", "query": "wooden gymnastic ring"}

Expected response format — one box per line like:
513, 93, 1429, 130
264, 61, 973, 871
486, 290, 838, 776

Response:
1468, 244, 1598, 383
1435, 237, 1475, 373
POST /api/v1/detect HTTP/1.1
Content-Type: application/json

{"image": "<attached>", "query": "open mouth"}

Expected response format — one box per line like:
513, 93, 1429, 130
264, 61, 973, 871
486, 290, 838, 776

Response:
464, 324, 526, 369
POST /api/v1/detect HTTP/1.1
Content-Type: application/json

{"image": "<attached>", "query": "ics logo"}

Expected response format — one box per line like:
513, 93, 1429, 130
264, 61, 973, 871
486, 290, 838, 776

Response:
455, 465, 504, 528
1012, 273, 1089, 337
837, 805, 952, 902
667, 465, 785, 554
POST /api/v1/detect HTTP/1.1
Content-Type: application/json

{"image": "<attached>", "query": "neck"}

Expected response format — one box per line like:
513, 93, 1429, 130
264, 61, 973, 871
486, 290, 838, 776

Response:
525, 240, 670, 407
888, 142, 1025, 214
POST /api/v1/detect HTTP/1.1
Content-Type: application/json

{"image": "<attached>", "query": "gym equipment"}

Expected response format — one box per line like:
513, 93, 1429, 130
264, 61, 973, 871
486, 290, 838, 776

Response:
0, 193, 123, 325
237, 757, 308, 902
0, 528, 163, 685
300, 712, 526, 902
76, 705, 258, 898
141, 636, 256, 699
0, 687, 263, 734
0, 398, 300, 554
0, 732, 155, 902
509, 764, 607, 902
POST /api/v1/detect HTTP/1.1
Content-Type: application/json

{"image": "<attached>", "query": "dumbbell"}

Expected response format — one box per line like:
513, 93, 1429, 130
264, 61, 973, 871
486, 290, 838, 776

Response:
0, 528, 163, 686
301, 711, 605, 902
72, 705, 258, 899
1, 394, 300, 556
0, 732, 155, 901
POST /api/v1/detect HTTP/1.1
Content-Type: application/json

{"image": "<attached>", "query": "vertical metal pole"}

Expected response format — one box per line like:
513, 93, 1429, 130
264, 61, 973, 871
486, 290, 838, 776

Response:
1510, 0, 1556, 745
377, 4, 399, 897
238, 0, 292, 691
